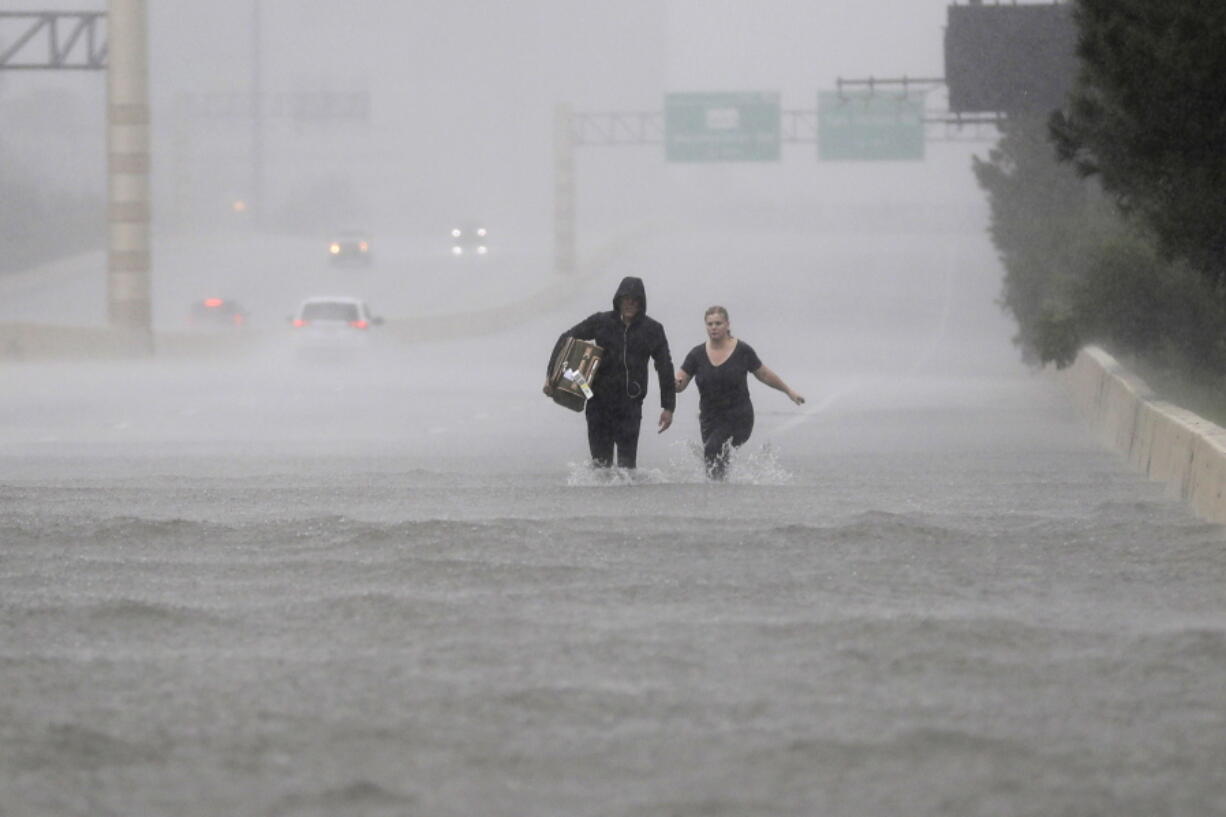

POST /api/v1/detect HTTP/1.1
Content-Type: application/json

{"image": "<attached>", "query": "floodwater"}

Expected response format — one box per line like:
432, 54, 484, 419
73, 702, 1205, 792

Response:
2, 224, 1224, 816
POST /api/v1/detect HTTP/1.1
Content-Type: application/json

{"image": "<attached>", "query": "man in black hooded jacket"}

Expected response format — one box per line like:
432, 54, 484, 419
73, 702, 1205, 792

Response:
544, 276, 675, 469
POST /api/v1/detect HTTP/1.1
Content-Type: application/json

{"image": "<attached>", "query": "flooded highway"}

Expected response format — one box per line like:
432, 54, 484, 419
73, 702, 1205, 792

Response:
2, 224, 1223, 816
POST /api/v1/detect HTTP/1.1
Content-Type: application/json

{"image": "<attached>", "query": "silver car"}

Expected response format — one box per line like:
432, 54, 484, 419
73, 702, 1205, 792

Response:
290, 296, 383, 355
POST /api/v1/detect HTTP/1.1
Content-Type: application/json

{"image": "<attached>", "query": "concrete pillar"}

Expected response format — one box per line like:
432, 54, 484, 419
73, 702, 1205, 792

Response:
106, 0, 153, 352
250, 0, 263, 228
554, 103, 576, 275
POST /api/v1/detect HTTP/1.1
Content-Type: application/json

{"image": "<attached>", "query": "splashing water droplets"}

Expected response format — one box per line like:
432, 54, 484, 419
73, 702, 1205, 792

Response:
564, 441, 792, 486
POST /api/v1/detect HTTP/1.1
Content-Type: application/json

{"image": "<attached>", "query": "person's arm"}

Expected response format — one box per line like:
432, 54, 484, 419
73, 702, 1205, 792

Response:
653, 332, 675, 432
752, 364, 805, 405
674, 368, 692, 393
675, 346, 698, 394
544, 314, 600, 395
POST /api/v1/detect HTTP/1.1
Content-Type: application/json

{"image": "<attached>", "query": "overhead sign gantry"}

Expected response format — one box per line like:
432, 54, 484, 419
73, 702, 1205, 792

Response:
2, 5, 152, 353
664, 92, 782, 163
0, 11, 106, 69
554, 82, 995, 274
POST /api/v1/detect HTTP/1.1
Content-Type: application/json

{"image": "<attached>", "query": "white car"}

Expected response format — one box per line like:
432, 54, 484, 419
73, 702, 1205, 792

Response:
290, 296, 383, 355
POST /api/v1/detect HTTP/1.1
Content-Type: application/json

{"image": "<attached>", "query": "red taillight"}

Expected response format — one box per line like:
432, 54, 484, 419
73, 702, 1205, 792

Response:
293, 319, 307, 328
233, 314, 245, 326
349, 320, 368, 329
359, 241, 369, 252
203, 298, 224, 308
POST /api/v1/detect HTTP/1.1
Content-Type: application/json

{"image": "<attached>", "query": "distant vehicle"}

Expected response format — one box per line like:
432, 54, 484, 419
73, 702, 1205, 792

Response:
450, 222, 488, 256
189, 297, 249, 329
328, 229, 372, 266
290, 296, 383, 355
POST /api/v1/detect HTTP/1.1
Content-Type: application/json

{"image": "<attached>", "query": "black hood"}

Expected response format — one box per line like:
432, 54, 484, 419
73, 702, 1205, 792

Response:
612, 276, 647, 315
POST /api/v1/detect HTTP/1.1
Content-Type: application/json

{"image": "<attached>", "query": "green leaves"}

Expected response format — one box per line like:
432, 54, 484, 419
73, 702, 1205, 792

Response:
1055, 0, 1226, 283
975, 0, 1226, 390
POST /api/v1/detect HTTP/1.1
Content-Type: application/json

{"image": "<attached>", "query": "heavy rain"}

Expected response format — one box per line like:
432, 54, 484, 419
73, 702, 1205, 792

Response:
1, 2, 1223, 815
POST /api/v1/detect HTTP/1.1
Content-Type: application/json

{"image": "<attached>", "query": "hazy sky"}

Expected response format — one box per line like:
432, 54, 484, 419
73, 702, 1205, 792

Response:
2, 1, 987, 236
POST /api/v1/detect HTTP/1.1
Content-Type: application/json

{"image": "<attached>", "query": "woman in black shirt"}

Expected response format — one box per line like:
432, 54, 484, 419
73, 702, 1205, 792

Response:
676, 306, 805, 479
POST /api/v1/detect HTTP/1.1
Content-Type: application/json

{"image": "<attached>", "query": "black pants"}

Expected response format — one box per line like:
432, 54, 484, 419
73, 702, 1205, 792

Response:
700, 408, 753, 480
585, 399, 643, 469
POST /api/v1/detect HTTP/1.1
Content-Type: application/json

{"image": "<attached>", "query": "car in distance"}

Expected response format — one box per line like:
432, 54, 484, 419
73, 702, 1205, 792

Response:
328, 229, 372, 266
450, 222, 488, 256
290, 296, 383, 355
189, 297, 249, 329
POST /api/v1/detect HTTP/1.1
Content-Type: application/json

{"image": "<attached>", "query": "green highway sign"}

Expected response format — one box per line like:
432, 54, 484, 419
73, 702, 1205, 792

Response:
665, 92, 781, 162
818, 91, 926, 161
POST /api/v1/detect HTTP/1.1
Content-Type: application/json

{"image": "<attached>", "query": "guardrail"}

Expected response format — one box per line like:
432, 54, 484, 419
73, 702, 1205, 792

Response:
1064, 345, 1226, 525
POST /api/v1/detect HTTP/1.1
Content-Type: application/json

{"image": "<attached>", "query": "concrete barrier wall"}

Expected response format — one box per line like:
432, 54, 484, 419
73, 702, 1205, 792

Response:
1065, 345, 1226, 524
0, 322, 268, 361
0, 322, 138, 360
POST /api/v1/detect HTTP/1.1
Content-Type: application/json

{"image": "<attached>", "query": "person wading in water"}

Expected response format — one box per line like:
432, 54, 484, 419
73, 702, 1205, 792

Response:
675, 305, 804, 479
545, 276, 675, 469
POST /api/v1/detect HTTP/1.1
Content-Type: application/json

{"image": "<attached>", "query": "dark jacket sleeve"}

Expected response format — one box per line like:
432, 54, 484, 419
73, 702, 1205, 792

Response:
653, 326, 676, 412
547, 313, 601, 378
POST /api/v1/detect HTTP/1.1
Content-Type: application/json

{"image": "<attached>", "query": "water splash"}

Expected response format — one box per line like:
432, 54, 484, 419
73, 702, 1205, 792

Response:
563, 440, 793, 487
564, 461, 668, 487
720, 440, 794, 485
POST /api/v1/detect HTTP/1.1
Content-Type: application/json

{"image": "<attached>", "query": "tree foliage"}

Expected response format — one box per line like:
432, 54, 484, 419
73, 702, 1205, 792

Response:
1050, 0, 1226, 285
972, 112, 1117, 366
974, 111, 1226, 374
973, 0, 1226, 392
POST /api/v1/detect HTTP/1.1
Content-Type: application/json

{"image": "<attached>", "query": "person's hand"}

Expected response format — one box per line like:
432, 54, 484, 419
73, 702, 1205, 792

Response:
788, 390, 805, 405
658, 409, 673, 433
674, 377, 685, 391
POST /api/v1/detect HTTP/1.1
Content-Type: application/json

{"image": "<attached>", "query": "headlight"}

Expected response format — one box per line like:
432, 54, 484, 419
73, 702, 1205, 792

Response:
452, 246, 463, 255
477, 246, 488, 255
330, 243, 341, 254
451, 228, 461, 238
477, 228, 487, 237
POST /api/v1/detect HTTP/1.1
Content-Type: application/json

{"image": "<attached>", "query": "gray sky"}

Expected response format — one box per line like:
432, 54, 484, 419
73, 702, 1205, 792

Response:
2, 1, 986, 237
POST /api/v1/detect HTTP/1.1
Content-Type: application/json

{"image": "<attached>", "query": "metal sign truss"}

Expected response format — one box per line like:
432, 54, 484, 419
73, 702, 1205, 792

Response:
570, 111, 663, 146
834, 76, 1005, 141
568, 109, 829, 147
834, 75, 946, 99
567, 104, 1000, 148
0, 11, 106, 70
924, 111, 1007, 142
781, 110, 818, 144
